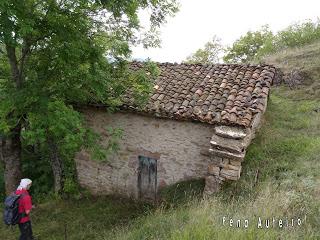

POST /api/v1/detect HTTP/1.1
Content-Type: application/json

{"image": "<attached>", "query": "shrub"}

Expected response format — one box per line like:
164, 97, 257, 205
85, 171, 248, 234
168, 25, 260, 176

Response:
223, 25, 274, 63
224, 19, 320, 63
275, 20, 320, 50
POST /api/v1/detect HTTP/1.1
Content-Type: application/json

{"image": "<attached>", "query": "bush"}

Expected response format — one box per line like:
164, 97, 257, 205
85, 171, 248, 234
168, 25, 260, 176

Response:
275, 20, 320, 49
223, 26, 273, 63
185, 35, 224, 63
224, 19, 320, 63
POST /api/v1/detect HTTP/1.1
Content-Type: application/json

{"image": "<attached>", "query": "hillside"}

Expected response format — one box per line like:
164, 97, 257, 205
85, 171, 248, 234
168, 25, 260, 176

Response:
264, 40, 320, 99
1, 42, 320, 240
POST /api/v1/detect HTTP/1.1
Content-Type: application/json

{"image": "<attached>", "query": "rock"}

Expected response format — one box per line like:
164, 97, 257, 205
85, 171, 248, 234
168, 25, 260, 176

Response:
208, 164, 220, 176
229, 159, 242, 166
214, 125, 247, 139
200, 148, 210, 156
203, 176, 221, 195
224, 164, 241, 171
209, 148, 245, 161
220, 168, 241, 181
210, 132, 251, 154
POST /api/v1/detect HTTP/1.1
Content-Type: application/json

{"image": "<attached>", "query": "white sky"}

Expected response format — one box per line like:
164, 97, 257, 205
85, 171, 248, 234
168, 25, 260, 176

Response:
131, 0, 320, 63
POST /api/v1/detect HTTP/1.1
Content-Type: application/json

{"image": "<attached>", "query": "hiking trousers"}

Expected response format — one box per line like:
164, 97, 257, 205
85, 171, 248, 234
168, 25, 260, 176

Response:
18, 221, 34, 240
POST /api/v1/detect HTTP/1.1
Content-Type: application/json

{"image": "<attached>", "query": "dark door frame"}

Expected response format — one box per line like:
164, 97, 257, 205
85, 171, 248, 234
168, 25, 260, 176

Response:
137, 155, 158, 201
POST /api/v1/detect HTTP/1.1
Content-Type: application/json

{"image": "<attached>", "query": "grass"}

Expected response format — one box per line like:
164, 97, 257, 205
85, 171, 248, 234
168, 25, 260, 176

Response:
263, 40, 320, 99
1, 41, 320, 239
1, 196, 151, 240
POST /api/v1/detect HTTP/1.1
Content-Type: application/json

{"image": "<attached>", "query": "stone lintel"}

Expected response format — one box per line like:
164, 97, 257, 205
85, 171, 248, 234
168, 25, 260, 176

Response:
210, 130, 252, 154
214, 125, 247, 139
209, 148, 245, 161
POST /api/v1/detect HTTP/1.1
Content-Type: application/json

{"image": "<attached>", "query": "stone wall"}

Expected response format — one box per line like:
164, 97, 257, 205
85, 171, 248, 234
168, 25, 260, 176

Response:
203, 97, 269, 194
75, 108, 215, 199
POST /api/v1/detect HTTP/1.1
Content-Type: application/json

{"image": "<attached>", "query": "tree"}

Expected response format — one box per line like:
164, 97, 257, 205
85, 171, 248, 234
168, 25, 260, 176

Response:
185, 36, 223, 64
0, 0, 178, 194
223, 26, 273, 63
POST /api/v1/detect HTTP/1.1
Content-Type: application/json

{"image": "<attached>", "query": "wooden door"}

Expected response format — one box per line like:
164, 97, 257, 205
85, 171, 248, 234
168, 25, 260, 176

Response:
138, 156, 157, 201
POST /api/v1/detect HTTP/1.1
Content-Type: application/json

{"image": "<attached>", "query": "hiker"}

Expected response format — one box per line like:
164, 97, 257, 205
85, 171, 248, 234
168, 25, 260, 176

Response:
15, 178, 34, 240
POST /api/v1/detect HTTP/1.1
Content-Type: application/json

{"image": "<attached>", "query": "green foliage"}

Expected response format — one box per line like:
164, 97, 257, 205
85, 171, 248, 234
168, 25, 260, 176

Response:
275, 20, 320, 49
130, 60, 160, 107
0, 0, 178, 194
224, 19, 320, 63
185, 35, 223, 63
19, 101, 85, 195
23, 101, 85, 151
86, 126, 124, 162
21, 146, 54, 199
223, 25, 273, 63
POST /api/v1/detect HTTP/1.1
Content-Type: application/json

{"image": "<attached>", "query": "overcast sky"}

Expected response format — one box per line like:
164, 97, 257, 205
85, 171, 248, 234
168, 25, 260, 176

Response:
131, 0, 319, 63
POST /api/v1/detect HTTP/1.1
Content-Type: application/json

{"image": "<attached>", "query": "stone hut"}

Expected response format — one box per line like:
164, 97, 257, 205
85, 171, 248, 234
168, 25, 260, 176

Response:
75, 62, 276, 201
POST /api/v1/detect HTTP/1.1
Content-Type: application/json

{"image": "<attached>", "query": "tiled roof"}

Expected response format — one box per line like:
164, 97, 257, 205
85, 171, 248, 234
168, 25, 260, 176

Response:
124, 62, 276, 127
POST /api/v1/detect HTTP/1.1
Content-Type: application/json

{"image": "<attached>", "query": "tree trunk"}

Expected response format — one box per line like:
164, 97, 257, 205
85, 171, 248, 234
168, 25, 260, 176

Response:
3, 44, 24, 194
1, 125, 22, 194
47, 136, 64, 194
5, 45, 22, 88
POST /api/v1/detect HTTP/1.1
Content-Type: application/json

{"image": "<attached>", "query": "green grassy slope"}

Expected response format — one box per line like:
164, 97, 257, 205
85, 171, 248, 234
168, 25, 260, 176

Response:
263, 40, 320, 99
1, 42, 320, 240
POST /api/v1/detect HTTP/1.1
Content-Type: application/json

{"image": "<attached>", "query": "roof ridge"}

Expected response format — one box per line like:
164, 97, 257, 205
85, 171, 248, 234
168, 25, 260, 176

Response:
131, 60, 275, 68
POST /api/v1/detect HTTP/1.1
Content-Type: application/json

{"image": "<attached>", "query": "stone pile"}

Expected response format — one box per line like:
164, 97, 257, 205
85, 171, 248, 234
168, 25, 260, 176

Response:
204, 96, 269, 195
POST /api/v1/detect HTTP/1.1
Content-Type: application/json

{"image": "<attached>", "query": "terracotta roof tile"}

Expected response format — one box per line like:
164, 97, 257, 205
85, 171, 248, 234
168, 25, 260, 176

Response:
125, 62, 276, 127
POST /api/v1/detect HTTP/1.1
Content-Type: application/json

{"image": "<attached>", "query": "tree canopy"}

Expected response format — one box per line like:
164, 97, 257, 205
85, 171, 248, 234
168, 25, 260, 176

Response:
185, 35, 223, 64
0, 0, 178, 194
223, 26, 273, 63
